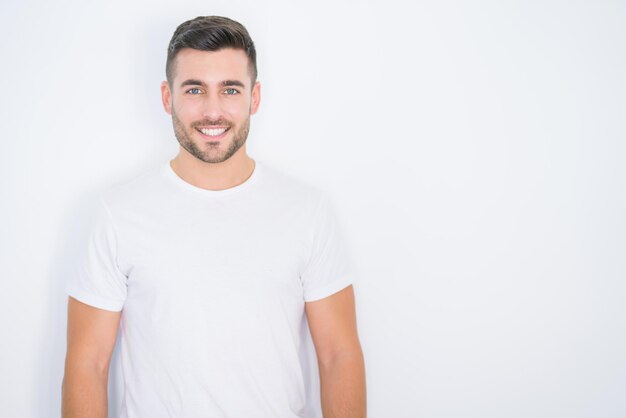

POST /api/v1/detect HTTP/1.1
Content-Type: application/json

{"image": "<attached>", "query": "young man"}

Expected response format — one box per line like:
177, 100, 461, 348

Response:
62, 16, 366, 418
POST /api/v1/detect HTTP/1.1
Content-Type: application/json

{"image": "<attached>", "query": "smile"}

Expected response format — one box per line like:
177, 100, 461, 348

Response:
197, 127, 230, 137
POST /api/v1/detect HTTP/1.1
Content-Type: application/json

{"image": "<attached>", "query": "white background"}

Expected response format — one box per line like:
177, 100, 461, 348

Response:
1, 0, 625, 417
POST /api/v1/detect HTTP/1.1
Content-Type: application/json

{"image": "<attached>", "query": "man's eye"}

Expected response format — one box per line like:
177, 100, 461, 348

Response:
224, 88, 239, 95
187, 88, 202, 95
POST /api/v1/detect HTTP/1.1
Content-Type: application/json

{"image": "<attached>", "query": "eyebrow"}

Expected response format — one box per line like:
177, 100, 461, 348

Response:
179, 79, 246, 88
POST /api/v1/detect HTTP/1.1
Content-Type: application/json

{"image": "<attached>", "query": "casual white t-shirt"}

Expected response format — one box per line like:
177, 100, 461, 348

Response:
65, 159, 356, 418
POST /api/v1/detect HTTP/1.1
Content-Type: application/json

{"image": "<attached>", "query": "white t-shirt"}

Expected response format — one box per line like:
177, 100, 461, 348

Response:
65, 159, 356, 418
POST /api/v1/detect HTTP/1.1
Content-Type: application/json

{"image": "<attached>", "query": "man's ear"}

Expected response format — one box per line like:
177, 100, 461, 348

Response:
250, 81, 261, 115
161, 81, 172, 115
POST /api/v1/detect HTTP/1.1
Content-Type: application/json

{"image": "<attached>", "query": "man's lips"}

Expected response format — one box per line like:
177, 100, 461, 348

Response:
195, 126, 230, 140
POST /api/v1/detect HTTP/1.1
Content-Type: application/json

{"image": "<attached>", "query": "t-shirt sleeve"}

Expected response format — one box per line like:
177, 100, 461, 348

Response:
64, 197, 128, 312
300, 194, 357, 302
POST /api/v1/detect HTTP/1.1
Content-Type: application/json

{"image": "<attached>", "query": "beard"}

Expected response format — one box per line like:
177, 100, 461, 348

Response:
171, 109, 251, 164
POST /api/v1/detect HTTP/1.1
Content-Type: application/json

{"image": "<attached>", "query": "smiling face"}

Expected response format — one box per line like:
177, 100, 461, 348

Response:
161, 48, 261, 164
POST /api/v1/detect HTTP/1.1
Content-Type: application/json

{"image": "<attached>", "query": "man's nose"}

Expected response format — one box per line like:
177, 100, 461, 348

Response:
201, 93, 224, 120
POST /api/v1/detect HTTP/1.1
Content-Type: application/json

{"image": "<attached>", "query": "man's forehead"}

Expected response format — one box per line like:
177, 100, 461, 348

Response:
172, 48, 253, 85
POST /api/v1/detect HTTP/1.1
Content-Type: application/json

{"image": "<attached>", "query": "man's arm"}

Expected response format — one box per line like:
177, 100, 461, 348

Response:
62, 296, 121, 418
305, 285, 366, 418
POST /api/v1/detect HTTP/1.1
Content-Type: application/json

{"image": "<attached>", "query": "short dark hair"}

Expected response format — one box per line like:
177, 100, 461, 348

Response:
166, 16, 257, 86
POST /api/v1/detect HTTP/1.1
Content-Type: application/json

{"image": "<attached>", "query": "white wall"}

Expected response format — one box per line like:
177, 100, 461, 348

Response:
1, 1, 624, 417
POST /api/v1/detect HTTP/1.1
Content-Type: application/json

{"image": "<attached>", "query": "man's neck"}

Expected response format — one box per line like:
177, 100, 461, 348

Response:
169, 149, 256, 191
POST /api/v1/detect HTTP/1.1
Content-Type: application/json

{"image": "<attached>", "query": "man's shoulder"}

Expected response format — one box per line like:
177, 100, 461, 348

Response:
97, 161, 166, 211
258, 161, 328, 206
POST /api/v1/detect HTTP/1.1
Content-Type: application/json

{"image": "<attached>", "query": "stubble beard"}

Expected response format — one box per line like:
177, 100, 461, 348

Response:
171, 108, 251, 164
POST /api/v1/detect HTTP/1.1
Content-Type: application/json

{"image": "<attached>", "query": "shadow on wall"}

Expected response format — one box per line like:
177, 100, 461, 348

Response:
35, 192, 124, 416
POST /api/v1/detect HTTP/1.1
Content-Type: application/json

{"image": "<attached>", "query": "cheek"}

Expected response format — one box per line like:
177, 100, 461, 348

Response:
224, 100, 251, 118
173, 100, 200, 119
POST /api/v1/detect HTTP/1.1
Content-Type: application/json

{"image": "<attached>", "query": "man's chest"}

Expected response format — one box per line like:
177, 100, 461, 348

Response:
116, 203, 310, 306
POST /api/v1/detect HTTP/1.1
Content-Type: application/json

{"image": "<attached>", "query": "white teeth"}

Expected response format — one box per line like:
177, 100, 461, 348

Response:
200, 127, 227, 136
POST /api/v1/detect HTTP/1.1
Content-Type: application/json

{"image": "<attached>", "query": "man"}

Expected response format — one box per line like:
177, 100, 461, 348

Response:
62, 16, 366, 418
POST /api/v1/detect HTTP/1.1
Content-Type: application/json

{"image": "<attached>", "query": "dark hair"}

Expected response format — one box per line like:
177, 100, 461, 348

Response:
166, 16, 257, 86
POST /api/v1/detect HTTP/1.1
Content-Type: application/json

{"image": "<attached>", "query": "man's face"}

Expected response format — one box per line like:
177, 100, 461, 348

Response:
161, 48, 261, 164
